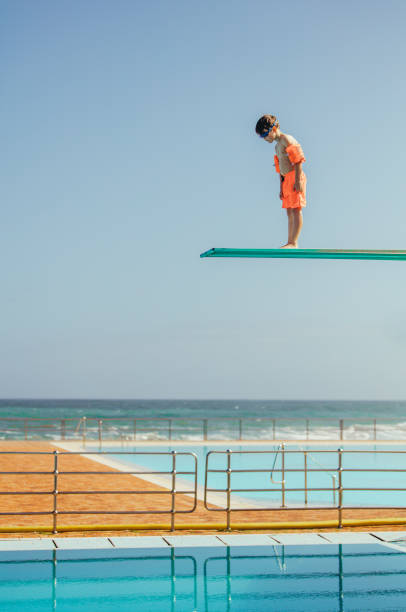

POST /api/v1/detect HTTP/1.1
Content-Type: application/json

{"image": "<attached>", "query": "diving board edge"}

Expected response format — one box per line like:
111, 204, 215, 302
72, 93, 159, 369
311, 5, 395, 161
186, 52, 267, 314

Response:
200, 248, 406, 261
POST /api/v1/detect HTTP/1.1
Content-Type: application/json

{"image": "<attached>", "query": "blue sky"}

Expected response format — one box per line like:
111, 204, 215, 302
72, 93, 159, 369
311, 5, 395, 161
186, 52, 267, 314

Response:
1, 0, 406, 399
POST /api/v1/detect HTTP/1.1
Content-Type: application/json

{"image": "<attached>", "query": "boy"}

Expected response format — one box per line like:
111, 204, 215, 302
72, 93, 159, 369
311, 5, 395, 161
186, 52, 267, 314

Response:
255, 114, 306, 248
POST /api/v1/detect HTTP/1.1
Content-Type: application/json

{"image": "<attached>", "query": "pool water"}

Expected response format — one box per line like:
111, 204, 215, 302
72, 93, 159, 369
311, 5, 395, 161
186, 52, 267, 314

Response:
96, 444, 406, 507
1, 543, 406, 611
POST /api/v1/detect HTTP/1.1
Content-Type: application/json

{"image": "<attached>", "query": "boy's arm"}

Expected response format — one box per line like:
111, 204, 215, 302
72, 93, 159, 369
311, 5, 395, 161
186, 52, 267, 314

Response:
279, 174, 283, 199
294, 162, 304, 193
283, 135, 305, 193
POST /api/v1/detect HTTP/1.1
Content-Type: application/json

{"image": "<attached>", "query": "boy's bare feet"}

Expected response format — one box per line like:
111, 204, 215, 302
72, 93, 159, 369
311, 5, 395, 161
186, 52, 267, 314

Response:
280, 242, 298, 249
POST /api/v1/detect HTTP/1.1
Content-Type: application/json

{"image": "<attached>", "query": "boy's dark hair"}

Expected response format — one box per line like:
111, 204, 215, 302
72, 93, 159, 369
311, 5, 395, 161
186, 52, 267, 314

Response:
255, 114, 279, 135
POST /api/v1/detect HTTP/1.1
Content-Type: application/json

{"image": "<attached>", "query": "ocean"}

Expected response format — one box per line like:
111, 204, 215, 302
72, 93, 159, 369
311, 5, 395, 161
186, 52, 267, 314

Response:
0, 399, 405, 441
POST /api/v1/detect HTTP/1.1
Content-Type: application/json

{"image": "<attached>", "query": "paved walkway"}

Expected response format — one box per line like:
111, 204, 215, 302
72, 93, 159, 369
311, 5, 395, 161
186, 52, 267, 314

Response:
1, 531, 406, 549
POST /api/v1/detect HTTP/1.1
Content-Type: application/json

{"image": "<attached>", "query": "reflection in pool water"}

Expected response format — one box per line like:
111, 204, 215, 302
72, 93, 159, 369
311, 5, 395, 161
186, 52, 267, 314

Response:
1, 543, 406, 611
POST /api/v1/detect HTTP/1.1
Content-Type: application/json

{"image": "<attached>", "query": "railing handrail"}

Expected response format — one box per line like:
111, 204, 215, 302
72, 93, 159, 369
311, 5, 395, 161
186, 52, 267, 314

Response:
204, 447, 406, 529
1, 447, 406, 533
299, 445, 337, 505
0, 450, 198, 533
270, 444, 285, 485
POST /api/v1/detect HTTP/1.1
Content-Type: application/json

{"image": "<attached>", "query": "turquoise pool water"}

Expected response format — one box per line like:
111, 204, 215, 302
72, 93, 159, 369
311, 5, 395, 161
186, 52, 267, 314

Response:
95, 444, 406, 507
1, 543, 406, 611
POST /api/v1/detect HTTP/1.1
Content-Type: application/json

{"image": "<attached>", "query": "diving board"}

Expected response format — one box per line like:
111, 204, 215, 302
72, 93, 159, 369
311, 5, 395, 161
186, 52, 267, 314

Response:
200, 248, 406, 261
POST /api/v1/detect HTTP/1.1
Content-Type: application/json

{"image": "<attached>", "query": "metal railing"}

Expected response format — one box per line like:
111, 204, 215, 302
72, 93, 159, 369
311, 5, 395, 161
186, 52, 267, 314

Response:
269, 444, 336, 508
204, 447, 406, 529
0, 450, 197, 533
300, 446, 337, 506
0, 415, 404, 441
1, 447, 406, 533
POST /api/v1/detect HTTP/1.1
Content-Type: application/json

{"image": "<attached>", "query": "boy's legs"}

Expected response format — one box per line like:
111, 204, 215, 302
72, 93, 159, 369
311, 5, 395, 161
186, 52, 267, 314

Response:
291, 207, 303, 245
288, 208, 294, 244
282, 207, 303, 248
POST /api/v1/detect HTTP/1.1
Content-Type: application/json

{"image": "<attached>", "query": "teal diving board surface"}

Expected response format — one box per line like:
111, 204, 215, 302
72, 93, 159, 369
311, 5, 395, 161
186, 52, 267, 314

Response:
200, 248, 406, 261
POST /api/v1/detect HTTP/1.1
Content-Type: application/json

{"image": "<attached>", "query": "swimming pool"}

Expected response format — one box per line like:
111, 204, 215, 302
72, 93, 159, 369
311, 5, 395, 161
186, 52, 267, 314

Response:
1, 537, 406, 611
88, 443, 406, 508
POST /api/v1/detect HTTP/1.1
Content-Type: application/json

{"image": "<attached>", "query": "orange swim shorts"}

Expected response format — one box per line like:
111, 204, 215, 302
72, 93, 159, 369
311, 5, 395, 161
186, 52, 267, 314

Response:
281, 169, 306, 209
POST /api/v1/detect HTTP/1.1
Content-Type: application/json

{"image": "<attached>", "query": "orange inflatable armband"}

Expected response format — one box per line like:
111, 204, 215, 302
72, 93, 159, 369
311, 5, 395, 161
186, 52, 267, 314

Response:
286, 144, 305, 165
274, 155, 280, 174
